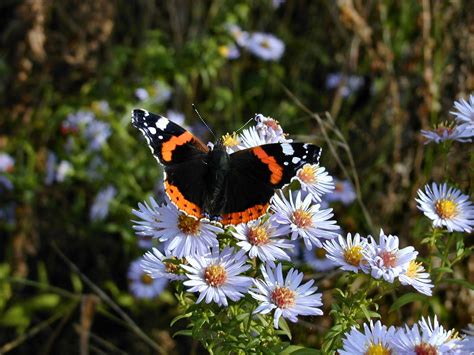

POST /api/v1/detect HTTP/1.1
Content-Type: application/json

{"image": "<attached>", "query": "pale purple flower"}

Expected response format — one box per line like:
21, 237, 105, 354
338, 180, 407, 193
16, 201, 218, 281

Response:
90, 185, 116, 221
246, 32, 285, 61
0, 153, 14, 173
339, 320, 396, 355
128, 258, 168, 299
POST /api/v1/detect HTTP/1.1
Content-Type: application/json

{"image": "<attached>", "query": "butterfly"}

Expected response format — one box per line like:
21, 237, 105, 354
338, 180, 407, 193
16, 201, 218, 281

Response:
132, 109, 321, 225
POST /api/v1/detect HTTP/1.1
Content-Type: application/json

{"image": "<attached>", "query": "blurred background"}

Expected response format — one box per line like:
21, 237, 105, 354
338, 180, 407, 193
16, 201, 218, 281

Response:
0, 0, 473, 353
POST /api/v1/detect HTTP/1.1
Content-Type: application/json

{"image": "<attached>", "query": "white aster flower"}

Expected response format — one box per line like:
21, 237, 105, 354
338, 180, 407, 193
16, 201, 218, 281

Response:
393, 316, 463, 354
151, 201, 222, 258
270, 191, 340, 250
250, 263, 323, 329
231, 218, 293, 267
366, 230, 418, 283
323, 178, 356, 205
421, 122, 473, 144
238, 126, 268, 149
246, 32, 285, 61
56, 160, 73, 182
222, 132, 241, 153
182, 247, 252, 307
293, 164, 334, 202
218, 44, 240, 59
338, 320, 396, 355
323, 233, 369, 273
0, 153, 15, 173
303, 247, 337, 272
128, 258, 168, 299
132, 197, 162, 238
141, 247, 186, 281
135, 87, 149, 101
460, 324, 474, 352
416, 182, 474, 233
255, 114, 291, 144
90, 185, 116, 221
226, 24, 249, 47
398, 260, 434, 296
450, 94, 474, 124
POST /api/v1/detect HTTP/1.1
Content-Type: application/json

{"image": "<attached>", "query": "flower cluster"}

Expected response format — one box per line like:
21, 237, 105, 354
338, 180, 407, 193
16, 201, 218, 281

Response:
339, 317, 466, 354
324, 231, 433, 295
223, 24, 285, 61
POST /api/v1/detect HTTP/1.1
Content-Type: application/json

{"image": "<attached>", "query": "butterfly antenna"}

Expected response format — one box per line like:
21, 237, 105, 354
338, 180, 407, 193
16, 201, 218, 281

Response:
235, 117, 254, 133
192, 104, 217, 140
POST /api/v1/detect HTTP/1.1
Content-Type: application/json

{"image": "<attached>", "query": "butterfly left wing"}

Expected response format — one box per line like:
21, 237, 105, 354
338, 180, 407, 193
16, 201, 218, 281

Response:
221, 143, 322, 225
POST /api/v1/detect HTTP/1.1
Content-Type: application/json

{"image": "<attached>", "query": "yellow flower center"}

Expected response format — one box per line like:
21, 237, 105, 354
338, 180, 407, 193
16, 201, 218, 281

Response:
297, 164, 317, 184
434, 199, 458, 219
365, 342, 391, 355
222, 132, 240, 147
164, 258, 181, 274
315, 247, 327, 259
414, 342, 438, 355
343, 246, 363, 266
271, 287, 295, 309
379, 250, 397, 268
204, 265, 227, 287
291, 209, 313, 229
218, 45, 230, 57
247, 226, 270, 246
405, 260, 422, 278
140, 273, 154, 285
177, 214, 201, 235
260, 39, 271, 49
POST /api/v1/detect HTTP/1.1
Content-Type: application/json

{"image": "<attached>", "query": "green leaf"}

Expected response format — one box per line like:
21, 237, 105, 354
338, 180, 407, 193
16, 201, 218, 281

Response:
173, 329, 193, 338
170, 312, 193, 327
280, 345, 320, 354
442, 278, 474, 290
389, 293, 426, 312
277, 317, 292, 340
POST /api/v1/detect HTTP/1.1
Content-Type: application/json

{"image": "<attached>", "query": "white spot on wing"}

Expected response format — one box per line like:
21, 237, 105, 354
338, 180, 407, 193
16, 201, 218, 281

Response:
158, 135, 163, 139
156, 117, 169, 130
148, 127, 156, 135
143, 110, 149, 117
281, 143, 294, 156
284, 162, 289, 166
292, 157, 301, 164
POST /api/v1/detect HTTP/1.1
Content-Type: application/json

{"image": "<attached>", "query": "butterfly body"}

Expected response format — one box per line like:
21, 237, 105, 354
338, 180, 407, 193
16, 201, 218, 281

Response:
132, 109, 321, 225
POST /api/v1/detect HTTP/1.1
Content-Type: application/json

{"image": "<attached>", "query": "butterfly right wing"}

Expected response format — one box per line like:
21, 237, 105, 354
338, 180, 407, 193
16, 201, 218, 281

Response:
132, 109, 209, 218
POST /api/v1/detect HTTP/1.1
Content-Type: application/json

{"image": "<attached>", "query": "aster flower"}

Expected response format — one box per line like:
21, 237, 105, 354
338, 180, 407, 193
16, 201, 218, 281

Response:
246, 32, 285, 61
90, 185, 117, 221
56, 160, 73, 182
416, 182, 474, 233
128, 258, 168, 299
61, 111, 95, 135
250, 263, 323, 329
0, 153, 14, 173
421, 122, 473, 144
325, 73, 364, 98
255, 114, 291, 144
238, 126, 268, 149
132, 197, 164, 240
182, 247, 252, 307
366, 230, 418, 283
303, 247, 337, 272
450, 94, 474, 124
218, 44, 240, 59
398, 260, 434, 296
222, 132, 241, 153
270, 191, 340, 250
231, 218, 293, 267
137, 235, 154, 249
323, 233, 369, 273
393, 316, 463, 354
135, 88, 149, 101
338, 320, 396, 355
293, 164, 334, 202
461, 324, 474, 352
84, 120, 111, 151
226, 24, 249, 47
141, 247, 186, 281
45, 152, 73, 184
150, 201, 222, 258
323, 179, 356, 205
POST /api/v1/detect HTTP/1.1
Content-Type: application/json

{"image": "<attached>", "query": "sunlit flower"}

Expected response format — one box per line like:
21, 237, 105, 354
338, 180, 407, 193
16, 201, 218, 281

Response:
128, 258, 168, 299
393, 316, 463, 354
182, 247, 252, 306
271, 191, 340, 250
398, 260, 434, 296
246, 32, 285, 61
323, 233, 369, 273
450, 94, 474, 124
0, 153, 15, 173
132, 197, 165, 238
303, 247, 337, 272
255, 114, 291, 144
90, 185, 116, 222
323, 179, 356, 205
416, 182, 474, 233
250, 263, 323, 329
293, 164, 334, 202
141, 247, 187, 281
231, 218, 293, 267
238, 126, 268, 149
226, 24, 249, 47
85, 120, 111, 151
421, 122, 473, 144
218, 44, 240, 59
338, 320, 396, 355
150, 201, 222, 258
366, 230, 417, 283
222, 132, 241, 153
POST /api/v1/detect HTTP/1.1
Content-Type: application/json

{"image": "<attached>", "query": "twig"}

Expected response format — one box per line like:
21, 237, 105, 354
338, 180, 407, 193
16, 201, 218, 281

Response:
51, 242, 165, 354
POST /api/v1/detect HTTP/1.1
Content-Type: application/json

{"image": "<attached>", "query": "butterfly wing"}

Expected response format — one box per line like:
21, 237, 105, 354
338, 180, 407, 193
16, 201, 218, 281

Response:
132, 109, 209, 217
221, 143, 321, 225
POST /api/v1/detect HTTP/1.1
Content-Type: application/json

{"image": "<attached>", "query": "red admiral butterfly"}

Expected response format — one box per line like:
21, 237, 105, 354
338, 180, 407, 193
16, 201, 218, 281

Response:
132, 109, 321, 225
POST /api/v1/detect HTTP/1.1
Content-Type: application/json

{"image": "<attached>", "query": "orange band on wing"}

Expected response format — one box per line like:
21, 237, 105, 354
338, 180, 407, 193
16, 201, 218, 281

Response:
221, 203, 269, 225
161, 131, 194, 162
252, 147, 283, 185
165, 181, 202, 218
